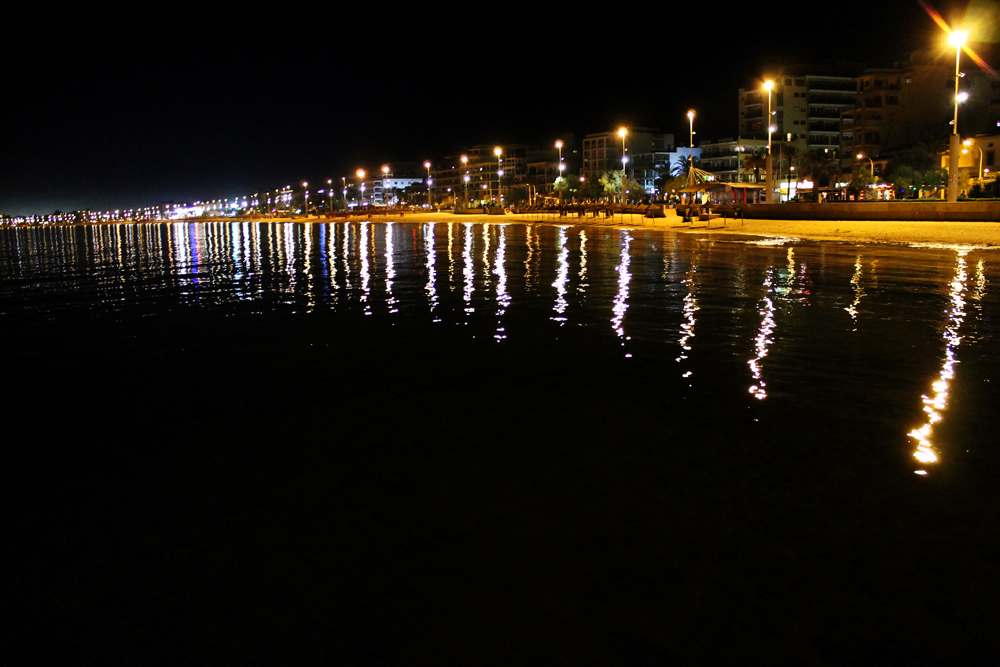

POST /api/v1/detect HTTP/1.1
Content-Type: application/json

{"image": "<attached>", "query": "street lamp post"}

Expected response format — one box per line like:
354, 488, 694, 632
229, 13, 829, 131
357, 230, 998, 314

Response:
356, 170, 365, 207
857, 153, 874, 177
764, 80, 775, 203
948, 30, 968, 202
424, 161, 432, 208
302, 181, 309, 216
963, 139, 984, 188
555, 140, 564, 204
327, 179, 332, 215
618, 128, 627, 202
687, 109, 696, 177
493, 147, 503, 205
460, 155, 468, 207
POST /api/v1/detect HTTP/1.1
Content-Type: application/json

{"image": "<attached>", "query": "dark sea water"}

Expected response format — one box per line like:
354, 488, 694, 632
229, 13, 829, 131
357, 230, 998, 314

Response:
5, 221, 999, 664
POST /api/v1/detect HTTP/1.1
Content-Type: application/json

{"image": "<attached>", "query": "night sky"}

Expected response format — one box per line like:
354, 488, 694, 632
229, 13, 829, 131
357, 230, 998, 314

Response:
2, 1, 995, 215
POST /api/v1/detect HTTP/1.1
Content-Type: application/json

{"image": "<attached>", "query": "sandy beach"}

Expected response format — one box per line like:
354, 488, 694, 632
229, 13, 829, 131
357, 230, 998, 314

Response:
343, 210, 1000, 248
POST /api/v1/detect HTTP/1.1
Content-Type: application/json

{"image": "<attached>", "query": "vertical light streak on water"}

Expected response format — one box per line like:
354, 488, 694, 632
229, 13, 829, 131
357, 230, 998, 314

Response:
341, 223, 352, 291
115, 224, 126, 284
232, 222, 246, 301
972, 259, 986, 313
675, 260, 699, 376
360, 222, 371, 315
164, 224, 175, 281
369, 221, 379, 278
283, 223, 297, 296
577, 229, 588, 297
524, 224, 535, 292
171, 224, 189, 287
748, 267, 776, 400
243, 222, 253, 288
552, 226, 569, 324
385, 222, 397, 314
447, 222, 456, 289
253, 222, 264, 298
481, 224, 492, 290
327, 223, 338, 296
463, 223, 474, 315
304, 223, 315, 311
97, 225, 107, 270
267, 224, 279, 291
908, 251, 969, 473
845, 255, 864, 329
774, 246, 795, 297
204, 222, 217, 278
494, 225, 510, 341
425, 223, 439, 319
611, 231, 632, 355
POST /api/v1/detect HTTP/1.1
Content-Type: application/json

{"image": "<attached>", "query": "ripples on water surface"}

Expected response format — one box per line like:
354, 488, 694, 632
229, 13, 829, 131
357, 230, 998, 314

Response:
6, 221, 998, 663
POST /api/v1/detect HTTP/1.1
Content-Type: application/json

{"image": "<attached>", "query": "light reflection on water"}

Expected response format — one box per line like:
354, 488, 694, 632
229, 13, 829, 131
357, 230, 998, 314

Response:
611, 230, 632, 354
908, 252, 969, 472
1, 221, 997, 475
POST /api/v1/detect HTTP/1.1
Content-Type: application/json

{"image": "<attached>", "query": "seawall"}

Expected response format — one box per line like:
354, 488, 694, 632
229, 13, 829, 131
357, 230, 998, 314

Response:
742, 202, 1000, 223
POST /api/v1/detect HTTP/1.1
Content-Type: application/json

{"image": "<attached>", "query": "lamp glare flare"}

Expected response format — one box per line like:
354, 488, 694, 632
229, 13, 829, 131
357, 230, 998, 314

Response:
920, 1, 998, 77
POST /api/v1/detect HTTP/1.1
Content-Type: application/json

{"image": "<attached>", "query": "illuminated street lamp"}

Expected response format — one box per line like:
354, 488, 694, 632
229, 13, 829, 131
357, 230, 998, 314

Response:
459, 155, 469, 207
963, 139, 984, 187
947, 29, 968, 202
764, 79, 776, 203
382, 165, 390, 207
857, 153, 874, 177
424, 161, 432, 207
687, 110, 696, 179
618, 128, 628, 201
357, 170, 365, 206
494, 147, 502, 204
302, 181, 309, 215
327, 178, 333, 215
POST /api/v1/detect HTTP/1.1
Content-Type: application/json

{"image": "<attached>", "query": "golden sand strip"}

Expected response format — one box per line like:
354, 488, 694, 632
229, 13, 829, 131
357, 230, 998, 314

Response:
358, 211, 1000, 248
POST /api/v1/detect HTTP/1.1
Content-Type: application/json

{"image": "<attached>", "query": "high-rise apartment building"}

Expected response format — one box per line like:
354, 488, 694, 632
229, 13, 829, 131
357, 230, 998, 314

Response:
581, 128, 675, 188
739, 63, 862, 158
839, 49, 998, 177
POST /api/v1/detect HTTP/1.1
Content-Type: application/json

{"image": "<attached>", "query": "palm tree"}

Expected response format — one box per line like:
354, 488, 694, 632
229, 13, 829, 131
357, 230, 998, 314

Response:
742, 153, 767, 183
671, 155, 700, 177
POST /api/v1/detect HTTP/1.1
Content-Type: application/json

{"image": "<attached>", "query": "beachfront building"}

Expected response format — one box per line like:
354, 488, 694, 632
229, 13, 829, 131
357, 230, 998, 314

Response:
430, 145, 530, 206
739, 63, 861, 158
582, 128, 675, 186
371, 175, 423, 206
840, 50, 1000, 179
942, 133, 999, 193
699, 138, 769, 183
